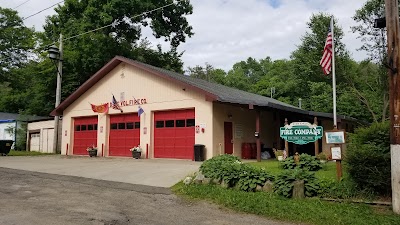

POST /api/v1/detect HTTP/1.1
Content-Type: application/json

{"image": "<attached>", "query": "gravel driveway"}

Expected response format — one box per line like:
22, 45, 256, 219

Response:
0, 167, 294, 225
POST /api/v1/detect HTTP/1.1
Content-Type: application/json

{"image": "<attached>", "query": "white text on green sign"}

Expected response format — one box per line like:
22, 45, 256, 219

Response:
280, 122, 323, 145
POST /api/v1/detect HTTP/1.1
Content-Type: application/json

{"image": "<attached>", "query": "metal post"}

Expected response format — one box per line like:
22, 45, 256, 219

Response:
284, 118, 289, 157
53, 34, 63, 154
314, 117, 319, 156
385, 0, 400, 214
256, 110, 261, 162
331, 17, 337, 128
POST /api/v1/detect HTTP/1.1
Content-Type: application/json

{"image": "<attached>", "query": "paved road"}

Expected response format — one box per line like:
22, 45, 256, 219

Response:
0, 156, 201, 187
0, 168, 293, 225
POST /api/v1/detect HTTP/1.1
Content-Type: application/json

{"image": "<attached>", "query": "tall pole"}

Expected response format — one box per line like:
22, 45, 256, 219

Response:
385, 0, 400, 214
331, 17, 337, 128
53, 34, 63, 154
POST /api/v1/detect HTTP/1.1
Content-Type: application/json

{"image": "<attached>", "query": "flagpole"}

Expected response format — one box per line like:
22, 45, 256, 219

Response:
331, 17, 337, 128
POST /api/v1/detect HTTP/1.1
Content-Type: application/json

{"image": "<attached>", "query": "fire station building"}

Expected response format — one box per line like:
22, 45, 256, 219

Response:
51, 56, 357, 160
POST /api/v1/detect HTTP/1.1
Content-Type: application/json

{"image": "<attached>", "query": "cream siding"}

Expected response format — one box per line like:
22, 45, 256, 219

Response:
212, 103, 276, 158
27, 120, 56, 153
61, 63, 213, 158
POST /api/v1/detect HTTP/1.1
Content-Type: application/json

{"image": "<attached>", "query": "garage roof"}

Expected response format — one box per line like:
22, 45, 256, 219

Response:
0, 112, 52, 122
50, 56, 357, 122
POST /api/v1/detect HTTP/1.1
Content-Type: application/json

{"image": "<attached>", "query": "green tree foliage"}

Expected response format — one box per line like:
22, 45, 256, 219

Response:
351, 0, 389, 122
42, 0, 194, 102
346, 122, 390, 195
0, 7, 35, 79
187, 63, 226, 84
352, 0, 386, 61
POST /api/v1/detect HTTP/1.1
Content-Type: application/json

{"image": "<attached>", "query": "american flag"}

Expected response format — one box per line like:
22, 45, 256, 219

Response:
320, 26, 333, 75
112, 95, 123, 112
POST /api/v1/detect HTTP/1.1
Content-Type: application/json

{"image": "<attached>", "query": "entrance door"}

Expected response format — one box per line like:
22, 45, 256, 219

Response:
224, 122, 233, 154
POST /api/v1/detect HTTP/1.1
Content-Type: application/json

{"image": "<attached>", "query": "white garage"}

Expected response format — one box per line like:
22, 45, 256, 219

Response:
27, 119, 60, 153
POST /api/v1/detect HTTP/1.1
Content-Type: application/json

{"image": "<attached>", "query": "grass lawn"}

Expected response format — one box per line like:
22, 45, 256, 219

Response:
6, 150, 55, 156
173, 182, 400, 225
248, 159, 338, 180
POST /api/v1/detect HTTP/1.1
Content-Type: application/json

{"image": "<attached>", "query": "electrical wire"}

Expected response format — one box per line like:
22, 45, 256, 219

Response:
63, 0, 183, 41
13, 0, 32, 9
22, 0, 65, 21
0, 0, 185, 62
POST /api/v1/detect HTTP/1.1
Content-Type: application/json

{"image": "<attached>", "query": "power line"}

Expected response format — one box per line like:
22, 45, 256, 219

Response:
22, 0, 64, 21
63, 0, 182, 41
1, 0, 184, 62
13, 0, 32, 9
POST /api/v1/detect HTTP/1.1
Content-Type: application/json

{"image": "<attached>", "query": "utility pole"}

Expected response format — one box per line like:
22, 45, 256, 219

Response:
385, 0, 400, 214
53, 34, 63, 154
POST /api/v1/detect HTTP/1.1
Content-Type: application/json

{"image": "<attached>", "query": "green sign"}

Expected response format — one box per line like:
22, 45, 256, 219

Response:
280, 122, 323, 145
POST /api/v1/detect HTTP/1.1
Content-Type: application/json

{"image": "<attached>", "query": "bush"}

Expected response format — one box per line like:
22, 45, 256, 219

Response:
200, 154, 241, 181
236, 166, 274, 192
318, 178, 360, 199
346, 122, 391, 195
274, 168, 320, 198
281, 153, 322, 171
200, 154, 273, 192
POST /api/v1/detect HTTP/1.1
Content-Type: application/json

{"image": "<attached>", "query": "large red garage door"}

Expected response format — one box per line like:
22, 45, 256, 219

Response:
109, 114, 140, 157
154, 109, 195, 159
73, 116, 98, 155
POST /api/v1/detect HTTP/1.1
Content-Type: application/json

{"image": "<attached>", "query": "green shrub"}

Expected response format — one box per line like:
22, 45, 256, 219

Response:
200, 154, 273, 192
274, 168, 320, 198
200, 154, 240, 180
236, 165, 274, 192
281, 153, 322, 171
346, 122, 391, 195
318, 178, 360, 199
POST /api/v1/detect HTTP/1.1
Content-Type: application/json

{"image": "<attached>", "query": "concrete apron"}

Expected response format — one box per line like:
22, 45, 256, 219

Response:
0, 156, 201, 188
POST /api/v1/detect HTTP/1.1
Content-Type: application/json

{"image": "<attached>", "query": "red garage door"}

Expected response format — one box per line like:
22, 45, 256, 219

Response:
154, 109, 195, 159
73, 116, 98, 155
109, 114, 140, 157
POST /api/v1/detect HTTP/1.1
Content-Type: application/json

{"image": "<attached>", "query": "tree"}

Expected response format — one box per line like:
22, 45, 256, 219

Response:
351, 0, 390, 122
0, 7, 35, 79
42, 0, 194, 101
291, 13, 348, 85
352, 0, 387, 62
187, 63, 226, 84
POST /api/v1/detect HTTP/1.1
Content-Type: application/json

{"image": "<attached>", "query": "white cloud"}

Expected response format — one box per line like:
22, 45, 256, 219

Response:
4, 0, 369, 71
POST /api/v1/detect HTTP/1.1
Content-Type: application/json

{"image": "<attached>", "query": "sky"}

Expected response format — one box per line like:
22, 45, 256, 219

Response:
2, 0, 369, 71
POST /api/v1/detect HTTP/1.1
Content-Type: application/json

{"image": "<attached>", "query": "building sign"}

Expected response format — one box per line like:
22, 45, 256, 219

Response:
325, 130, 345, 144
280, 122, 323, 145
331, 146, 342, 160
106, 97, 147, 108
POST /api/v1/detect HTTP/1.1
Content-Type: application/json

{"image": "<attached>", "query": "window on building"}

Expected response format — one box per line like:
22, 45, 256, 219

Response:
75, 125, 81, 131
118, 123, 126, 129
88, 124, 94, 130
111, 123, 118, 130
94, 124, 98, 130
176, 119, 185, 127
81, 125, 87, 131
126, 122, 134, 129
186, 119, 195, 127
135, 122, 140, 129
156, 121, 164, 128
165, 120, 174, 127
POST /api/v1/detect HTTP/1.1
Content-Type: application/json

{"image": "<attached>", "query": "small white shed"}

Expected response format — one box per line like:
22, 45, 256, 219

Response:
27, 119, 61, 153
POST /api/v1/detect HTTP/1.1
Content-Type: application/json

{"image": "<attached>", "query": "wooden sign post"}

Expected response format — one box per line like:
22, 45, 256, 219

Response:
325, 129, 345, 180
